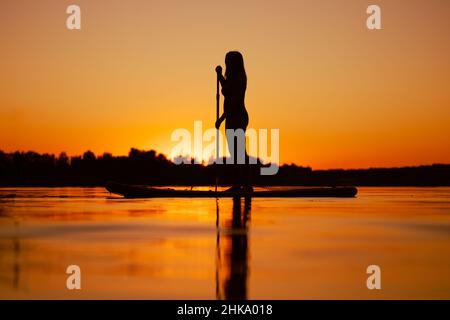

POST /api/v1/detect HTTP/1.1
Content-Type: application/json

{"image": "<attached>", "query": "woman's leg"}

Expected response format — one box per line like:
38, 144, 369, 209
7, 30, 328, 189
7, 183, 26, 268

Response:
226, 115, 251, 191
242, 147, 252, 191
225, 124, 242, 190
241, 115, 252, 191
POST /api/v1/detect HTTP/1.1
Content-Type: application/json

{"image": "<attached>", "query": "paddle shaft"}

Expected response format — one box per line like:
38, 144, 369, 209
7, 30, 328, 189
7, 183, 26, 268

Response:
215, 73, 220, 192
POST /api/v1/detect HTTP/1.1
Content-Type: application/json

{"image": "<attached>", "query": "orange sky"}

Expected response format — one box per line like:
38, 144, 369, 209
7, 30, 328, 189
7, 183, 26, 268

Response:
0, 0, 449, 169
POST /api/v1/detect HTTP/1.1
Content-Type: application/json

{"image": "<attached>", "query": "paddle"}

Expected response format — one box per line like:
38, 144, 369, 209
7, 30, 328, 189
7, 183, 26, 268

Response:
215, 69, 220, 193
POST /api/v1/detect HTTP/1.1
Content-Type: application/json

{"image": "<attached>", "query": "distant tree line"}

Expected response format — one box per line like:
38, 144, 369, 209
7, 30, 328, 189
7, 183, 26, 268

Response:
0, 149, 449, 186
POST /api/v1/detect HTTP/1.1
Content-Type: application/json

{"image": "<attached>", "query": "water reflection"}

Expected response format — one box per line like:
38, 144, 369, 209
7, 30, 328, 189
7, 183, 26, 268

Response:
12, 233, 21, 290
216, 197, 251, 300
1, 187, 450, 299
0, 216, 21, 291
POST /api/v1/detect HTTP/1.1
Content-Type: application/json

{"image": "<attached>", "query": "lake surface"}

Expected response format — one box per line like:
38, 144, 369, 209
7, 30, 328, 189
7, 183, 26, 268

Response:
0, 187, 449, 299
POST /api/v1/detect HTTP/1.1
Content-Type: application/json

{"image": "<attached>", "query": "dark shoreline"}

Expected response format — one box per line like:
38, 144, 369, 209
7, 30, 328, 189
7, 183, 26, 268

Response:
1, 149, 449, 187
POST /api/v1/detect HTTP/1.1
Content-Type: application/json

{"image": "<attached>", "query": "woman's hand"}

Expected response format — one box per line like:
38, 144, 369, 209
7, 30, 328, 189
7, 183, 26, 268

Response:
215, 118, 222, 129
215, 114, 225, 129
215, 65, 222, 75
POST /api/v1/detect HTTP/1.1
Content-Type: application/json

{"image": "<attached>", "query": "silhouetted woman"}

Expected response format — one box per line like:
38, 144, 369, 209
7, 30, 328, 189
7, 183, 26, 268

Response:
215, 51, 252, 192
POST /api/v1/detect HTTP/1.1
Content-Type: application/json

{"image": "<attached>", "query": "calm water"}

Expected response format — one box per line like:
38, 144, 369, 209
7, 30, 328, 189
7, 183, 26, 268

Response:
0, 187, 449, 299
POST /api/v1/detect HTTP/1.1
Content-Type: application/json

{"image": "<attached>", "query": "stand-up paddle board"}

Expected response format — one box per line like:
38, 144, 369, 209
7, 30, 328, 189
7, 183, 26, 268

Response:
105, 182, 357, 198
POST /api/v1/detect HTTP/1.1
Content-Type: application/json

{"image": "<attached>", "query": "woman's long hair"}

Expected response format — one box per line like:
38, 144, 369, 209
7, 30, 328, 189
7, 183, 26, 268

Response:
225, 51, 247, 86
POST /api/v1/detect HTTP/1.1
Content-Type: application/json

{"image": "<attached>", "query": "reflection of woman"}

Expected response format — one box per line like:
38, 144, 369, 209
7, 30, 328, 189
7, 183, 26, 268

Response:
216, 197, 251, 300
215, 51, 252, 192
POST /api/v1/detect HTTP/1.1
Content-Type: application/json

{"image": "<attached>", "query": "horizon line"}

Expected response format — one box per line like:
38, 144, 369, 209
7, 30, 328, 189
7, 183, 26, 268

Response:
1, 148, 449, 172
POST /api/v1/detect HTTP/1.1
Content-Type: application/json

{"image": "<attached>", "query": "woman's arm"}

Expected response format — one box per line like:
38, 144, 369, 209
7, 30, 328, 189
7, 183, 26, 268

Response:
215, 112, 226, 129
218, 73, 226, 87
215, 65, 229, 129
216, 66, 229, 95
